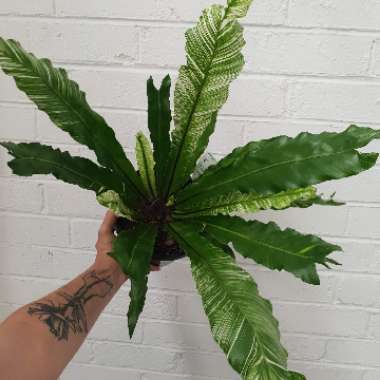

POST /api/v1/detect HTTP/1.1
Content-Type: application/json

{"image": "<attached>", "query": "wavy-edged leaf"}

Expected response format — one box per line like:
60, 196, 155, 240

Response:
0, 38, 145, 206
147, 75, 172, 194
201, 215, 342, 285
135, 132, 157, 198
289, 192, 345, 209
177, 125, 380, 206
97, 190, 136, 220
109, 224, 157, 337
174, 187, 317, 218
165, 0, 253, 196
1, 142, 123, 194
169, 221, 304, 380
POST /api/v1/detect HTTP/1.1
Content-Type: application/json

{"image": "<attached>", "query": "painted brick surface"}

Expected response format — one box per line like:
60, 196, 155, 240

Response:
1, 1, 380, 379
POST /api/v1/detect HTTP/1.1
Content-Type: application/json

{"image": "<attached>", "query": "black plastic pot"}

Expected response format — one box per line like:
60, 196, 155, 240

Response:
115, 217, 186, 266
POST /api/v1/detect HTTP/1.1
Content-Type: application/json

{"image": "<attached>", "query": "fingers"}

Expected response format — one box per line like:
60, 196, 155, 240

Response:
98, 210, 117, 238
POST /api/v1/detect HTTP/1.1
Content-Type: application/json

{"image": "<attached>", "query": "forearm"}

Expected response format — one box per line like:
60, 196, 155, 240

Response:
0, 262, 126, 380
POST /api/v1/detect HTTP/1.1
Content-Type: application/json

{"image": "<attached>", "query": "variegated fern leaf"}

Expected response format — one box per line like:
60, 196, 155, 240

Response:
0, 0, 378, 378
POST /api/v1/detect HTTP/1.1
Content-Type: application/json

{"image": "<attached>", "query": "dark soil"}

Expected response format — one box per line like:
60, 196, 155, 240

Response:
115, 217, 186, 265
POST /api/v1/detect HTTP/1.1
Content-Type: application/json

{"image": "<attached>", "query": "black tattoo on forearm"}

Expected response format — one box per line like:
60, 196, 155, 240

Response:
27, 270, 114, 341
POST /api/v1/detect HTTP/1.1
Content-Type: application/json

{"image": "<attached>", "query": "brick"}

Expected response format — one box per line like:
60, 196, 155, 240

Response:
176, 294, 208, 324
371, 39, 380, 76
205, 118, 246, 155
45, 182, 104, 218
0, 105, 36, 140
336, 275, 380, 308
274, 303, 369, 338
0, 244, 93, 279
100, 111, 149, 151
70, 219, 101, 249
245, 30, 372, 76
92, 342, 180, 371
0, 302, 17, 322
0, 179, 42, 213
72, 341, 94, 364
90, 314, 143, 344
367, 313, 380, 340
0, 148, 13, 177
0, 20, 139, 65
140, 26, 185, 68
244, 266, 336, 304
333, 240, 380, 274
0, 276, 63, 305
283, 334, 326, 361
289, 361, 364, 380
61, 363, 141, 380
70, 69, 151, 110
0, 0, 53, 15
148, 260, 195, 293
36, 112, 75, 145
0, 73, 30, 103
288, 0, 380, 31
162, 0, 287, 25
56, 0, 169, 20
176, 351, 236, 378
56, 0, 287, 25
0, 213, 69, 247
325, 339, 380, 367
244, 119, 344, 141
289, 80, 380, 123
346, 207, 380, 239
107, 287, 177, 321
143, 321, 219, 352
255, 205, 349, 237
72, 70, 286, 118
318, 167, 380, 203
222, 77, 286, 117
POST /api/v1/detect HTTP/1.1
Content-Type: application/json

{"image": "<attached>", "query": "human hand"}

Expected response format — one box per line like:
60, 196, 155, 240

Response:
94, 210, 127, 285
94, 210, 159, 286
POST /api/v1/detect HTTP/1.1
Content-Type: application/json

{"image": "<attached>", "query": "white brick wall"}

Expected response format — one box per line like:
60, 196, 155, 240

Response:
1, 1, 380, 379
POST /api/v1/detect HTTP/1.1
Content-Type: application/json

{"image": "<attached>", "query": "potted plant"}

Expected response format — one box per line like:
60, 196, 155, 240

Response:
0, 0, 379, 378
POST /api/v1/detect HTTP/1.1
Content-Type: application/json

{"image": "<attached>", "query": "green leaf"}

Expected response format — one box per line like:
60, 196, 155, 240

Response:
147, 75, 172, 194
1, 142, 123, 194
169, 221, 303, 380
0, 38, 145, 207
201, 215, 342, 285
176, 125, 380, 206
289, 192, 345, 209
135, 132, 157, 198
226, 0, 254, 18
164, 0, 253, 196
96, 190, 136, 220
174, 187, 318, 218
109, 224, 157, 337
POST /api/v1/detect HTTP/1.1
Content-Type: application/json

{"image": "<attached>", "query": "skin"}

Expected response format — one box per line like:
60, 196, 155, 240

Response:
0, 211, 157, 380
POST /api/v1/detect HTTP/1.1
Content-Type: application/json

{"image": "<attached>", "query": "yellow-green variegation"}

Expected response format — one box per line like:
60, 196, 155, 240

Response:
0, 0, 379, 378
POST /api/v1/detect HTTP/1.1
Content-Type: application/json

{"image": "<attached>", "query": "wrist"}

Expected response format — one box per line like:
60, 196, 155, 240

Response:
90, 260, 128, 288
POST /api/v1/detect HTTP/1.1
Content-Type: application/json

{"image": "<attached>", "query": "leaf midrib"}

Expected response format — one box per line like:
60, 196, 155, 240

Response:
174, 188, 315, 216
178, 147, 370, 205
11, 156, 105, 190
166, 6, 226, 197
204, 220, 322, 261
3, 43, 145, 200
170, 223, 286, 373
